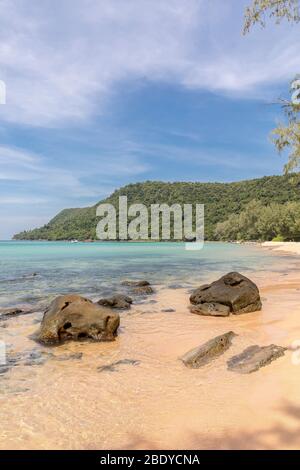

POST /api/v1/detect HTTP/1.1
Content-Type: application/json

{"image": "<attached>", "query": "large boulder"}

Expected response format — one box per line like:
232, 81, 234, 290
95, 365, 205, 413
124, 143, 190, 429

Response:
190, 272, 262, 316
36, 295, 120, 344
97, 294, 133, 310
181, 331, 236, 368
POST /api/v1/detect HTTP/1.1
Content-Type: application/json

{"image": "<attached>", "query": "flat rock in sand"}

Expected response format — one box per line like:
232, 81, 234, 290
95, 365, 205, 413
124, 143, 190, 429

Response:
181, 331, 237, 368
227, 344, 286, 374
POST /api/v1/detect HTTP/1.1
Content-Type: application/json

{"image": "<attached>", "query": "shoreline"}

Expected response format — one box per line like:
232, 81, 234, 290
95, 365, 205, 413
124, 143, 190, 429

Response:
260, 241, 300, 256
1, 243, 300, 449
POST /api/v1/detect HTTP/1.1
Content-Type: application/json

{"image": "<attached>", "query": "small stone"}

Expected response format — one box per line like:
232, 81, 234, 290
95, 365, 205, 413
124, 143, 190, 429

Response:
97, 294, 133, 310
98, 359, 140, 372
121, 280, 150, 287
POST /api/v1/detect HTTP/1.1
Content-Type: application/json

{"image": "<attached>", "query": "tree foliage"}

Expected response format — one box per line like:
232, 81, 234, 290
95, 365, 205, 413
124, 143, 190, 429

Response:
13, 174, 300, 241
272, 77, 300, 173
215, 199, 300, 241
244, 0, 300, 34
244, 2, 300, 173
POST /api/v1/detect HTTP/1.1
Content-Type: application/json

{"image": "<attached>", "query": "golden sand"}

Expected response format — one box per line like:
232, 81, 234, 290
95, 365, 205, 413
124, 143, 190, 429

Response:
262, 241, 300, 256
1, 269, 300, 450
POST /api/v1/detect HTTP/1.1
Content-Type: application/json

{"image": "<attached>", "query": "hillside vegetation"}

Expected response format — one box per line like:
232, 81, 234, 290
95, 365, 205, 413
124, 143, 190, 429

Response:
13, 174, 300, 241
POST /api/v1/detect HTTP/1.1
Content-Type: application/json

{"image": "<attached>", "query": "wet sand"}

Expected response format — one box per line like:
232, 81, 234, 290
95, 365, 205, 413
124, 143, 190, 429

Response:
1, 269, 300, 450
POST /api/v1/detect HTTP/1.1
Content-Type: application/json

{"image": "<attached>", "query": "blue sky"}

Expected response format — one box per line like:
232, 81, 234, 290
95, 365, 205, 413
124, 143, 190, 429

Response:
0, 0, 300, 239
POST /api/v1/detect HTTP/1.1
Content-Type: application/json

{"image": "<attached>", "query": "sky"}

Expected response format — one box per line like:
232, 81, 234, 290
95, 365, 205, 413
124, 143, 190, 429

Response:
0, 0, 300, 239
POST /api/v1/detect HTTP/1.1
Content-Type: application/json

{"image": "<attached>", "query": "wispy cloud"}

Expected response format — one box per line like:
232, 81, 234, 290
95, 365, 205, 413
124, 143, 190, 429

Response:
0, 144, 149, 195
0, 0, 299, 127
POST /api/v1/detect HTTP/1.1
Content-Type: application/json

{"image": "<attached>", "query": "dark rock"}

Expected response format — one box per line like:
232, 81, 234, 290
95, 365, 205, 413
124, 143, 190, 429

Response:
132, 285, 154, 295
227, 344, 286, 374
98, 358, 140, 372
97, 294, 133, 310
121, 280, 154, 296
190, 272, 262, 316
35, 294, 120, 345
0, 307, 32, 319
121, 280, 150, 287
184, 236, 196, 242
161, 308, 176, 313
181, 331, 237, 368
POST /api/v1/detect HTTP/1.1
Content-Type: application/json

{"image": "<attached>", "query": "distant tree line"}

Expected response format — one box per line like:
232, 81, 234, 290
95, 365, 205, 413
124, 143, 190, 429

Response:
215, 200, 300, 241
13, 174, 300, 241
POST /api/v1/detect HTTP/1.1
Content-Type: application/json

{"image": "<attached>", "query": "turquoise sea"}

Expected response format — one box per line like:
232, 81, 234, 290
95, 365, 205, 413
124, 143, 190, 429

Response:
0, 240, 295, 308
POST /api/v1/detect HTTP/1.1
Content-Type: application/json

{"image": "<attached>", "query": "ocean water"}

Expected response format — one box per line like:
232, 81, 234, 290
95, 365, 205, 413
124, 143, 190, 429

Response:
0, 240, 295, 309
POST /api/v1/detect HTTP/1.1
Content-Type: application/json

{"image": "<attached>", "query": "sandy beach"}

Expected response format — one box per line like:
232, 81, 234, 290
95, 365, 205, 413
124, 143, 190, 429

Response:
262, 241, 300, 255
1, 253, 300, 450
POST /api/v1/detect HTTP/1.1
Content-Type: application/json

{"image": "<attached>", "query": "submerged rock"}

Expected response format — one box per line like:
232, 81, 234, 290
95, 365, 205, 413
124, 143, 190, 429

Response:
0, 349, 52, 375
98, 358, 140, 372
53, 352, 83, 361
35, 294, 120, 345
121, 279, 154, 296
0, 307, 32, 319
23, 349, 53, 366
227, 344, 286, 374
132, 285, 154, 295
181, 331, 237, 368
97, 294, 133, 310
121, 280, 150, 287
190, 272, 262, 317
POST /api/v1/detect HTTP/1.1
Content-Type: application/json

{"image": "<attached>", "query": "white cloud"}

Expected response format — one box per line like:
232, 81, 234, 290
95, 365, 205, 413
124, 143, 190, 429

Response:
0, 144, 149, 198
0, 0, 299, 127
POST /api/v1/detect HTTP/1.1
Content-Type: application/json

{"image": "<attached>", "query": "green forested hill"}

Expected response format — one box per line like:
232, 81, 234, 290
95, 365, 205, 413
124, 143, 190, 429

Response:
13, 174, 300, 240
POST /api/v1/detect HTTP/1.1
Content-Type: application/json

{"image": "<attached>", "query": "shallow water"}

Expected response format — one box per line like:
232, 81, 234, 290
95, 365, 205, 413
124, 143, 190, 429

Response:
1, 241, 300, 449
0, 241, 295, 308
